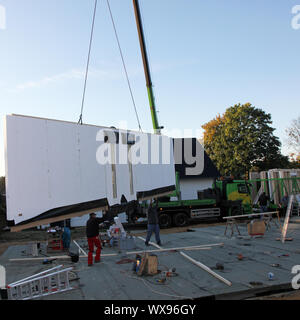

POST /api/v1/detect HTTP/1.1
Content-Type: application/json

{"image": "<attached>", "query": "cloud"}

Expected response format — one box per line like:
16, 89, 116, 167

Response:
13, 68, 96, 92
11, 66, 127, 93
10, 58, 199, 93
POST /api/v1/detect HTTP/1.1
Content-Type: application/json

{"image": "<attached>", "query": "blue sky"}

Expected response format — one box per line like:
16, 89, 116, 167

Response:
0, 0, 300, 176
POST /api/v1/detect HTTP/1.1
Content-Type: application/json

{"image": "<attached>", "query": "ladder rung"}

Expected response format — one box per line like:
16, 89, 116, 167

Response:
7, 267, 74, 300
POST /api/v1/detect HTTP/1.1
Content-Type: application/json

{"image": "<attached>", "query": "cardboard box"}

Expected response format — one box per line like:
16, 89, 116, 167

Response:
137, 253, 158, 276
146, 255, 158, 275
247, 219, 266, 236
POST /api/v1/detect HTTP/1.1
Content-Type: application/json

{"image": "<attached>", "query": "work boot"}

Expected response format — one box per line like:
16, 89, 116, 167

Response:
145, 241, 149, 246
88, 264, 93, 267
94, 260, 101, 263
157, 241, 162, 246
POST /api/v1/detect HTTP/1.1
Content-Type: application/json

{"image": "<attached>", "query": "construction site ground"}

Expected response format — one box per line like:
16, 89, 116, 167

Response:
1, 218, 300, 300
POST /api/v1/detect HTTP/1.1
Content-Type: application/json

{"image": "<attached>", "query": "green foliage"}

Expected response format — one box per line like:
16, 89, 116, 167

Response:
287, 155, 300, 169
202, 103, 287, 177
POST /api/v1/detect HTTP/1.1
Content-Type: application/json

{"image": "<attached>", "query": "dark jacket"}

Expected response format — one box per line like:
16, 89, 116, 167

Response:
258, 193, 269, 206
147, 203, 159, 225
281, 196, 289, 207
86, 217, 105, 238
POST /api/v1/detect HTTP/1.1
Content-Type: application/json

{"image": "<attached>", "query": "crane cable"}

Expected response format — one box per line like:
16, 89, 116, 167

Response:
78, 0, 98, 125
106, 0, 143, 132
78, 0, 143, 131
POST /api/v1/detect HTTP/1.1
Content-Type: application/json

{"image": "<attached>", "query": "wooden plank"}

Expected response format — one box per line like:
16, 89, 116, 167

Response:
281, 195, 294, 243
8, 243, 221, 262
137, 236, 212, 251
223, 211, 277, 220
73, 240, 88, 256
179, 251, 232, 287
182, 247, 211, 251
126, 243, 223, 255
9, 253, 118, 262
10, 206, 108, 232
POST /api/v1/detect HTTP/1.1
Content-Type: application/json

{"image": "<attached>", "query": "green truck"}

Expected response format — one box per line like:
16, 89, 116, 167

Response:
134, 174, 300, 228
133, 174, 253, 228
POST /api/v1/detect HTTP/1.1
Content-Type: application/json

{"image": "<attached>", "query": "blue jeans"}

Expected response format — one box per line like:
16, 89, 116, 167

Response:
260, 206, 268, 213
260, 206, 268, 220
146, 224, 161, 244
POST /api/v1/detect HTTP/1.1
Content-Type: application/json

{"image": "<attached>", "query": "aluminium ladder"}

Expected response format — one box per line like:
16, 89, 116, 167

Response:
7, 265, 74, 300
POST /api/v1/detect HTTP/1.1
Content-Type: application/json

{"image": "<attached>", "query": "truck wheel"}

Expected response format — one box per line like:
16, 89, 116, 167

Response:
173, 212, 189, 227
159, 213, 172, 228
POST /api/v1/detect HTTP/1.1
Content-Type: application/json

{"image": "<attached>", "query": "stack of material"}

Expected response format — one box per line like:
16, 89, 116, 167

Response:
278, 169, 300, 193
268, 170, 281, 206
260, 171, 269, 194
249, 172, 260, 202
251, 169, 300, 206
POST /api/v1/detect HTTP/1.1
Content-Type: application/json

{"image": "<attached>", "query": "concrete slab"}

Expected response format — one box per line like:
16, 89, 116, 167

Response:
1, 217, 300, 300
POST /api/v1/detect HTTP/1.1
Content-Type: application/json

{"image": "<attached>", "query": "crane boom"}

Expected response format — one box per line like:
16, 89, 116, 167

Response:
132, 0, 162, 134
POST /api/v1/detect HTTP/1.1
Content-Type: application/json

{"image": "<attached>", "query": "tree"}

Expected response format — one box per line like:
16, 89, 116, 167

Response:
202, 103, 287, 178
288, 153, 300, 168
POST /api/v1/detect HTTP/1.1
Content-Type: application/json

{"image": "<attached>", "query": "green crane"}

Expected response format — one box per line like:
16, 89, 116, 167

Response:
132, 0, 163, 134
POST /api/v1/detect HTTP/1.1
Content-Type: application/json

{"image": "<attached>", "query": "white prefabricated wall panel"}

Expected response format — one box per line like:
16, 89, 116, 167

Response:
133, 134, 175, 193
70, 211, 103, 227
70, 211, 128, 227
4, 115, 175, 226
180, 178, 214, 201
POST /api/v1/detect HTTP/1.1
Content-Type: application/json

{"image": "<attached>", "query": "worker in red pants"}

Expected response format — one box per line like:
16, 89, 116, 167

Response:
86, 212, 106, 266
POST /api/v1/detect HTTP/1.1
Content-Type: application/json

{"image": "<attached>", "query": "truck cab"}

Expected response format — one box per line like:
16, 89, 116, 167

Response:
214, 179, 252, 215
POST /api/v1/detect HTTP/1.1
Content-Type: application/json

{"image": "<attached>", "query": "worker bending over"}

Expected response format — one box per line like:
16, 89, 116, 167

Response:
86, 212, 106, 266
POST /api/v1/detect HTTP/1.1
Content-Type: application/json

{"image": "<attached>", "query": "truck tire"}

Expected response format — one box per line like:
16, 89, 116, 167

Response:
158, 213, 172, 228
173, 212, 189, 227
